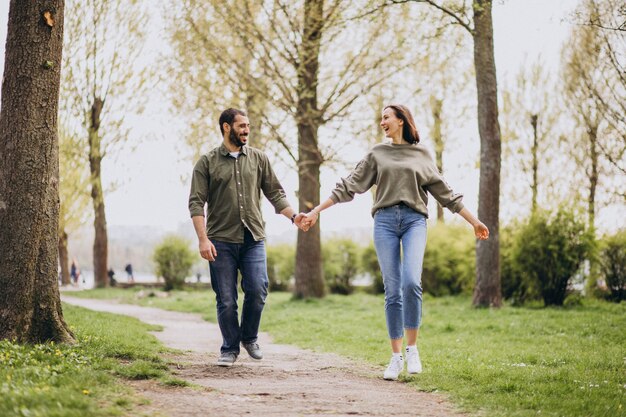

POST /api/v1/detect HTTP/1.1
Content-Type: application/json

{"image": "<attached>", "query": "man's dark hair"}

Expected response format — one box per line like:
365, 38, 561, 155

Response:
219, 108, 247, 135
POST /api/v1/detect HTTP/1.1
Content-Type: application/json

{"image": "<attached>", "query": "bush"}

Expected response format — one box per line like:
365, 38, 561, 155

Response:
599, 229, 626, 302
152, 235, 196, 291
512, 209, 595, 306
362, 244, 384, 294
501, 223, 539, 305
266, 244, 295, 291
322, 239, 361, 295
422, 222, 476, 296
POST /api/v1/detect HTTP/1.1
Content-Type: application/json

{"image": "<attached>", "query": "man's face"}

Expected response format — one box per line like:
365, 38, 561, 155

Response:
226, 115, 250, 148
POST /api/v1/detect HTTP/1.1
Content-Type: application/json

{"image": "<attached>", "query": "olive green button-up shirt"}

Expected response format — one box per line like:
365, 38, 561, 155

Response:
188, 143, 290, 243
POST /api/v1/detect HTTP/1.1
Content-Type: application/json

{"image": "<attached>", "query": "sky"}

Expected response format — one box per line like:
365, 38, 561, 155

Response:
3, 0, 617, 242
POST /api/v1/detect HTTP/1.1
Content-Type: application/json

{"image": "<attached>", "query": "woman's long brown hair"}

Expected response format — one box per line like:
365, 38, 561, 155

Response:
384, 104, 420, 144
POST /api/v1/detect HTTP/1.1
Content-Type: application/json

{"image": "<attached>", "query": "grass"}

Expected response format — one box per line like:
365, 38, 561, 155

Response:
0, 304, 174, 417
71, 288, 626, 417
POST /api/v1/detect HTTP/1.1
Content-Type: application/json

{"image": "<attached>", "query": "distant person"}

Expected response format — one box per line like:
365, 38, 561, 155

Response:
108, 268, 117, 287
302, 104, 489, 380
70, 259, 80, 286
124, 263, 134, 283
189, 108, 309, 367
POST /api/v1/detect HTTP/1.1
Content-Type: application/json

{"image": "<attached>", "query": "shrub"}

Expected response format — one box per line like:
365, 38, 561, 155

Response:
322, 239, 361, 294
512, 209, 595, 306
266, 244, 295, 291
422, 222, 476, 296
362, 244, 384, 294
501, 223, 539, 305
599, 229, 626, 302
152, 235, 196, 291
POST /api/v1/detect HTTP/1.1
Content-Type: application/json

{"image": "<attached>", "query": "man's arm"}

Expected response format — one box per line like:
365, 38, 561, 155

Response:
192, 215, 217, 261
279, 207, 310, 231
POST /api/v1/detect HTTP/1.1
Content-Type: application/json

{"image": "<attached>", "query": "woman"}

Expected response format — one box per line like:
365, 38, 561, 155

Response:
303, 104, 489, 380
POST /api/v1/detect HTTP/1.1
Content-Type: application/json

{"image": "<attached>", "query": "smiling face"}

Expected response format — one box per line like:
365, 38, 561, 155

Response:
224, 115, 250, 148
380, 107, 404, 142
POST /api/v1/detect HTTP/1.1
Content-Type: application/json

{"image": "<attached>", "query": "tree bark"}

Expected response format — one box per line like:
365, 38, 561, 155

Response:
58, 230, 71, 285
471, 0, 502, 308
294, 0, 325, 298
587, 124, 598, 227
430, 96, 445, 222
0, 0, 74, 343
530, 114, 538, 213
88, 97, 109, 288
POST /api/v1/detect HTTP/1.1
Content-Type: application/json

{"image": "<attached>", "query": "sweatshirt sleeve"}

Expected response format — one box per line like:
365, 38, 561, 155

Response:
330, 152, 377, 204
422, 159, 464, 214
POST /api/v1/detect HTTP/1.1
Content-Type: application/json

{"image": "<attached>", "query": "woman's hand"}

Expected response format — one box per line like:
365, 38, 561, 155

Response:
303, 210, 319, 229
474, 222, 489, 240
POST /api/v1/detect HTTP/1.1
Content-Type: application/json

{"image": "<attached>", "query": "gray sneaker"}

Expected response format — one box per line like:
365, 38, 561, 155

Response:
242, 342, 263, 360
217, 352, 238, 367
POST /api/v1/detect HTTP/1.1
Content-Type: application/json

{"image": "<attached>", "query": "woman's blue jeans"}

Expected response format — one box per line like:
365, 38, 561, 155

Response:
208, 229, 269, 354
373, 204, 427, 340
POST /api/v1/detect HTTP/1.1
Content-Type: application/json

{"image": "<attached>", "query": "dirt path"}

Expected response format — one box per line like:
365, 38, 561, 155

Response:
62, 296, 468, 417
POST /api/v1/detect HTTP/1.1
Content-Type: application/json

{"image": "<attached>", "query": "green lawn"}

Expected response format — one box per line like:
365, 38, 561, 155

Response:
71, 288, 625, 417
0, 304, 185, 417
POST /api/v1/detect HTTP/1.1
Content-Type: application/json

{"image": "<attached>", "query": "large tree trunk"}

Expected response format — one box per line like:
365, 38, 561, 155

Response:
294, 0, 325, 298
58, 230, 71, 285
430, 96, 445, 222
471, 0, 502, 308
88, 97, 109, 288
0, 0, 74, 343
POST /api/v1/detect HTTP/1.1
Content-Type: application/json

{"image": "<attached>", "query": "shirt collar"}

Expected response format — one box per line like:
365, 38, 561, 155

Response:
219, 142, 248, 156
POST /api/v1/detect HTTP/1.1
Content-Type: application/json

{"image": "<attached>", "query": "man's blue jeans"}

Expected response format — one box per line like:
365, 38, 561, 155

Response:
373, 204, 427, 340
209, 229, 269, 354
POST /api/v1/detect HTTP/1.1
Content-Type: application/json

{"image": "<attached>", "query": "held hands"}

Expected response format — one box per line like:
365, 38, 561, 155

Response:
474, 222, 489, 240
293, 211, 319, 232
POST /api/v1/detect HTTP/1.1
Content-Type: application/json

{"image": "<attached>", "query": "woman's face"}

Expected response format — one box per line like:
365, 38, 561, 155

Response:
380, 108, 403, 139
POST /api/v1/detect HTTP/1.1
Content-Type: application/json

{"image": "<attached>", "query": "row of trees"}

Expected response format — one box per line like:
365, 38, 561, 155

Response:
167, 0, 503, 306
0, 0, 623, 343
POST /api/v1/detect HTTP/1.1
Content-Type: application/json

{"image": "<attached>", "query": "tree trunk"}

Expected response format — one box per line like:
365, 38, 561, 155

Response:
89, 97, 109, 288
587, 124, 598, 228
471, 0, 502, 308
294, 0, 325, 298
430, 96, 445, 222
530, 114, 539, 213
0, 0, 74, 343
58, 230, 71, 285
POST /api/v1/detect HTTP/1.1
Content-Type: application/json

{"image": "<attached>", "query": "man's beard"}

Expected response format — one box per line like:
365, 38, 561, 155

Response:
229, 129, 247, 148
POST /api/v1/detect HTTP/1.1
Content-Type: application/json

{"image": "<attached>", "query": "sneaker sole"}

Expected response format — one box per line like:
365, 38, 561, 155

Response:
217, 361, 235, 367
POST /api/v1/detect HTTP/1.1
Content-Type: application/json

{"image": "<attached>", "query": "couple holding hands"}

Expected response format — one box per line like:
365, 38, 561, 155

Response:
189, 106, 488, 379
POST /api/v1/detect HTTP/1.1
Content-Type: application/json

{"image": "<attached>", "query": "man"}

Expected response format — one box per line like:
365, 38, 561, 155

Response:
189, 108, 307, 367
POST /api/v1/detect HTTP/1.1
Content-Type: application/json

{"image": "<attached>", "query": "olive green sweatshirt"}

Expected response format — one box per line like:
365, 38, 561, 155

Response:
329, 142, 464, 217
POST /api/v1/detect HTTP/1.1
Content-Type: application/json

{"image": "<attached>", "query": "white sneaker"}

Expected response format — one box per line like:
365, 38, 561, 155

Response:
383, 354, 404, 380
406, 347, 422, 374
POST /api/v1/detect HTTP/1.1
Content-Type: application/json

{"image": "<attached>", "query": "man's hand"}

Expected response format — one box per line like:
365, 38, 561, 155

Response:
199, 238, 217, 261
294, 213, 311, 232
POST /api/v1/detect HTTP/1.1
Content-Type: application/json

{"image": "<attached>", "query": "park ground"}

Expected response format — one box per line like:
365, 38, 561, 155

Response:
1, 289, 624, 416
